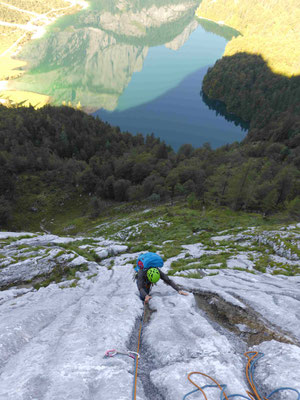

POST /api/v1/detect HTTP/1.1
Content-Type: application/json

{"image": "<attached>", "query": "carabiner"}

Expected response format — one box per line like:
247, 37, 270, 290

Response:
104, 349, 117, 358
128, 351, 140, 359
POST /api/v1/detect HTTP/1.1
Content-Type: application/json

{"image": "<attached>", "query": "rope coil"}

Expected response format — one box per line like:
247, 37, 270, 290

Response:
183, 351, 300, 400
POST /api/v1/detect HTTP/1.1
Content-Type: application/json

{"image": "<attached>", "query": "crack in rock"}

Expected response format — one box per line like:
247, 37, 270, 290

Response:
127, 305, 165, 400
193, 291, 297, 347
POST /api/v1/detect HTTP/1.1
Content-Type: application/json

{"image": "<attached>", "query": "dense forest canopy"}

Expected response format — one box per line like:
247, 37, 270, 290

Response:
0, 104, 299, 229
202, 53, 300, 150
196, 0, 300, 77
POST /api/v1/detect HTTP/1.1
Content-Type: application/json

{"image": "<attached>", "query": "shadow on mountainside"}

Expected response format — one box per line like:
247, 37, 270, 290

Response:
202, 52, 300, 155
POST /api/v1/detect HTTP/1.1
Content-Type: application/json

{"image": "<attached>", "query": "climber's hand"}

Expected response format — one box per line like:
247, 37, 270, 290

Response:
144, 295, 152, 304
178, 290, 189, 296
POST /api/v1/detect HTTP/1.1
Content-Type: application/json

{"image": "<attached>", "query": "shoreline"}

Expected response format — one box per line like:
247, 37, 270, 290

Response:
195, 15, 225, 25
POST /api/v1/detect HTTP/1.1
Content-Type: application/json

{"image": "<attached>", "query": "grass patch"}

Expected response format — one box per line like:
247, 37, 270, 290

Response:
169, 253, 230, 275
272, 263, 300, 276
128, 242, 158, 253
233, 267, 255, 274
33, 263, 88, 290
206, 272, 219, 277
161, 243, 182, 259
181, 272, 203, 279
58, 241, 103, 262
87, 273, 98, 280
0, 90, 49, 108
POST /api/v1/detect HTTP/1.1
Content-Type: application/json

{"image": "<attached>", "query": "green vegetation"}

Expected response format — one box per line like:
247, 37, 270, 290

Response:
0, 103, 299, 234
86, 273, 98, 280
88, 202, 299, 277
33, 263, 88, 290
197, 1, 300, 172
196, 0, 300, 76
168, 253, 230, 276
1, 200, 299, 292
58, 242, 101, 263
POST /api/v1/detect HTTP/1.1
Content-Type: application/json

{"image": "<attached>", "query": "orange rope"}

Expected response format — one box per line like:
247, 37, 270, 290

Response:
187, 372, 229, 400
244, 351, 269, 400
186, 352, 270, 400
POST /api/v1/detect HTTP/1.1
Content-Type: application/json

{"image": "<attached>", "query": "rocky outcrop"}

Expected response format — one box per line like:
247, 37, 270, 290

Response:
0, 233, 128, 289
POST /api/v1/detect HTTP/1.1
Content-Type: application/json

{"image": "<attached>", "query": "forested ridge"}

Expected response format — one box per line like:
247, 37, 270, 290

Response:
0, 104, 299, 229
203, 53, 300, 147
196, 0, 300, 191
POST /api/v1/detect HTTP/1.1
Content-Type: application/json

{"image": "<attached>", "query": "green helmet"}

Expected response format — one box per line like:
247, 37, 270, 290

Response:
147, 268, 160, 283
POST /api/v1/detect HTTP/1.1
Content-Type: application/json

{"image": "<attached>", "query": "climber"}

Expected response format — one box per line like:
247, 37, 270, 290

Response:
135, 252, 188, 303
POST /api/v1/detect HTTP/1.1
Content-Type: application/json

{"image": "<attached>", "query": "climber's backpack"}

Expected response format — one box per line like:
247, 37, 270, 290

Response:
135, 252, 164, 272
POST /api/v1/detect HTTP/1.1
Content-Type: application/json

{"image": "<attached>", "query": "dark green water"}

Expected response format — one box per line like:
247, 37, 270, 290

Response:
14, 0, 246, 150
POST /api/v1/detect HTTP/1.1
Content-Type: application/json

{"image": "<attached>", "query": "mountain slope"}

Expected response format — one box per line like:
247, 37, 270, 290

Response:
0, 215, 300, 399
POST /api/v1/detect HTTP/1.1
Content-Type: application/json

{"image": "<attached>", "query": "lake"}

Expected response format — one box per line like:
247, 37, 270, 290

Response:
13, 0, 247, 150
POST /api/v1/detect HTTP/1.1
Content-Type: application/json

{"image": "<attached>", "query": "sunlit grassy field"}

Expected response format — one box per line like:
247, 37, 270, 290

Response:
0, 89, 49, 108
0, 0, 85, 108
196, 0, 300, 76
0, 56, 26, 80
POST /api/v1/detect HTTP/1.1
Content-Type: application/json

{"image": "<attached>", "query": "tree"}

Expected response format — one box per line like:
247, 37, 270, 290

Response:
177, 144, 194, 160
225, 161, 255, 210
287, 196, 300, 220
78, 167, 98, 193
0, 196, 11, 227
113, 179, 131, 201
104, 176, 115, 199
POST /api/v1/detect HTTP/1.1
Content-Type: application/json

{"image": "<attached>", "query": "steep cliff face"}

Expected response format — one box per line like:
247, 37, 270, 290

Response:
196, 0, 300, 76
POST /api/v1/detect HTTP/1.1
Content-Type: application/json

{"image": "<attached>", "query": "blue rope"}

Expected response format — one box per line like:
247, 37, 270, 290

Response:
182, 352, 300, 400
267, 387, 300, 399
183, 384, 223, 399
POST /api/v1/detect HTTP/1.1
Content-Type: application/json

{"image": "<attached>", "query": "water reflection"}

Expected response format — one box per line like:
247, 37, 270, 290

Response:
201, 91, 249, 131
12, 0, 246, 149
14, 0, 200, 111
97, 67, 247, 151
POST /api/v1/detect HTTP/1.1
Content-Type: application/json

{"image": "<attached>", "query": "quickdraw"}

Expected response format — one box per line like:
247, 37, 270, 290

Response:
104, 349, 140, 360
103, 304, 146, 400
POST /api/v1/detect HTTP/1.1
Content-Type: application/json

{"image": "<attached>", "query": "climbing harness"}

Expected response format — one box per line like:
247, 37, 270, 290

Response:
183, 351, 300, 400
104, 304, 146, 400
